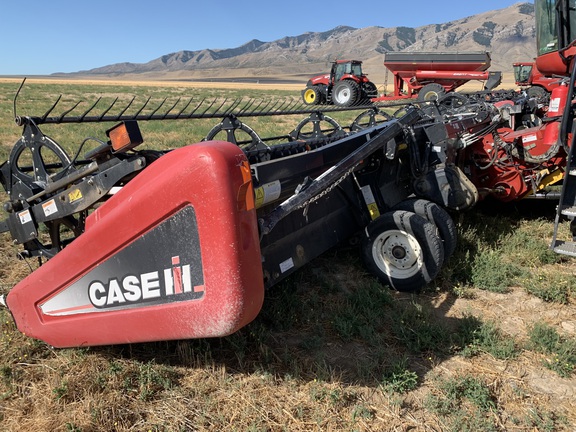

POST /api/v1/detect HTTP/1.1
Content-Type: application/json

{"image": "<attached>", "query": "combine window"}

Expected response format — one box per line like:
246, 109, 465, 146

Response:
536, 0, 576, 55
513, 64, 533, 84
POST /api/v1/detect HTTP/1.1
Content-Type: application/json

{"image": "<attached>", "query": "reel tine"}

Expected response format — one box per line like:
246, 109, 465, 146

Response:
114, 96, 136, 121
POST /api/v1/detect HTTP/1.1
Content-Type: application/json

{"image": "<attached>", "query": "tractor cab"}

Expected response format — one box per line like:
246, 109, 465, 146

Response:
330, 60, 366, 84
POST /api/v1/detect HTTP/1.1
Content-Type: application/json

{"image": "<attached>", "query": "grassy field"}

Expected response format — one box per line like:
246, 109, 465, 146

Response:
0, 79, 575, 431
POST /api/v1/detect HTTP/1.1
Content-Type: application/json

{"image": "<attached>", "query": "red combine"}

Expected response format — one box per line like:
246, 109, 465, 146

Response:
513, 61, 559, 98
373, 51, 502, 102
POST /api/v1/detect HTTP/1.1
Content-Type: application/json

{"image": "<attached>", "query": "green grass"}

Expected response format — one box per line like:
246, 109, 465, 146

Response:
0, 81, 365, 158
528, 321, 576, 377
523, 270, 576, 303
457, 316, 519, 360
437, 206, 570, 298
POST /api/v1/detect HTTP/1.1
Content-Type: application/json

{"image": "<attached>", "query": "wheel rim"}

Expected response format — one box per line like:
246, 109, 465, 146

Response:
371, 229, 423, 278
304, 89, 316, 104
423, 91, 440, 101
336, 88, 350, 104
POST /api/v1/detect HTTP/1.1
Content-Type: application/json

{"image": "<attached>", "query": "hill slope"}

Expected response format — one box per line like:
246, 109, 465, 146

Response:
65, 2, 536, 83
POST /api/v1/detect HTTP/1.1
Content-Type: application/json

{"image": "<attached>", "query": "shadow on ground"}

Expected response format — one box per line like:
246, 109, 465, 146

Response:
97, 199, 560, 389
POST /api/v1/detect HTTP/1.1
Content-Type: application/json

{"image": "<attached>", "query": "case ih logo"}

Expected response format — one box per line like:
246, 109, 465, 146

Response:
88, 256, 204, 308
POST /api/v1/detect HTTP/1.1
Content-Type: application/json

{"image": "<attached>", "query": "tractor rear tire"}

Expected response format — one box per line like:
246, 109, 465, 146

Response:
303, 86, 321, 105
332, 80, 360, 106
362, 210, 444, 292
418, 83, 446, 102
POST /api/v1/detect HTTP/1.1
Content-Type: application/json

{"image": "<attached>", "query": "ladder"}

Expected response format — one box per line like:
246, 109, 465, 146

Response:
551, 59, 576, 256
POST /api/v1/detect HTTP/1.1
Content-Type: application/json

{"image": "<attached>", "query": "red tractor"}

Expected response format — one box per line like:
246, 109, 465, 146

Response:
302, 60, 378, 106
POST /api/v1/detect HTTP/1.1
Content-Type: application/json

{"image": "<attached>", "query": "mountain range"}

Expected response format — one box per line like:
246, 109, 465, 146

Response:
63, 2, 536, 84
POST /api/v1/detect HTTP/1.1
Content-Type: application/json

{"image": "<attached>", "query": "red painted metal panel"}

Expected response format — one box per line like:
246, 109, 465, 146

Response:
6, 141, 264, 347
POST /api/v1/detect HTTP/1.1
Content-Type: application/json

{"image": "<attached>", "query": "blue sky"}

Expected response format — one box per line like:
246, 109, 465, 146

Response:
0, 0, 532, 75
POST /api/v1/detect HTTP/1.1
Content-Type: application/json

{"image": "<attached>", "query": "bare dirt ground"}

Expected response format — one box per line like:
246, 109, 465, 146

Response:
429, 286, 576, 395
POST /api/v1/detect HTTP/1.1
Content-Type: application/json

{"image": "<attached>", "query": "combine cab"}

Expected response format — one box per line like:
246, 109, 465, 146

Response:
513, 61, 558, 99
301, 60, 378, 106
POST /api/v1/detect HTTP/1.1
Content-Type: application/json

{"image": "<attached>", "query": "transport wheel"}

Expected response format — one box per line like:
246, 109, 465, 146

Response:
418, 83, 446, 102
332, 80, 360, 106
302, 86, 321, 105
362, 210, 444, 292
350, 108, 391, 131
391, 198, 457, 259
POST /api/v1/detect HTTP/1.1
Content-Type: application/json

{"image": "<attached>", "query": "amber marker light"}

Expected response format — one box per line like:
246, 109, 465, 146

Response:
106, 121, 144, 153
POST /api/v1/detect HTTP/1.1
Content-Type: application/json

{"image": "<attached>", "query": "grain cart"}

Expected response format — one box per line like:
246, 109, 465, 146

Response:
372, 51, 502, 102
301, 60, 378, 106
0, 84, 481, 347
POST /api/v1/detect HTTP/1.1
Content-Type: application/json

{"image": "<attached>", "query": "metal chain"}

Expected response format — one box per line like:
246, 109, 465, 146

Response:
295, 163, 360, 211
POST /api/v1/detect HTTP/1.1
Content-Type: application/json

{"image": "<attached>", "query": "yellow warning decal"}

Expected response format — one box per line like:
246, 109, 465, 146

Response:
360, 185, 380, 220
68, 189, 83, 203
255, 187, 265, 208
254, 180, 281, 209
368, 203, 380, 220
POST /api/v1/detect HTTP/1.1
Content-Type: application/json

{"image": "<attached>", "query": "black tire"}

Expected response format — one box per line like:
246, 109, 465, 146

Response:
391, 198, 457, 259
302, 86, 321, 105
526, 85, 548, 100
332, 80, 360, 106
362, 81, 378, 99
418, 83, 446, 102
362, 210, 444, 292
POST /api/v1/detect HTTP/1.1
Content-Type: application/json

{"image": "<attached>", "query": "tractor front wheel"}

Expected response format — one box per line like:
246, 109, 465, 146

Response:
362, 210, 444, 292
332, 80, 360, 106
302, 86, 321, 105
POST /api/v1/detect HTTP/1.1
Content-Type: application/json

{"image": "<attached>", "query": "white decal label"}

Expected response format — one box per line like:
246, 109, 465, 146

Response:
279, 257, 294, 273
522, 134, 538, 144
549, 97, 561, 113
18, 210, 32, 225
255, 180, 282, 208
42, 199, 58, 217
